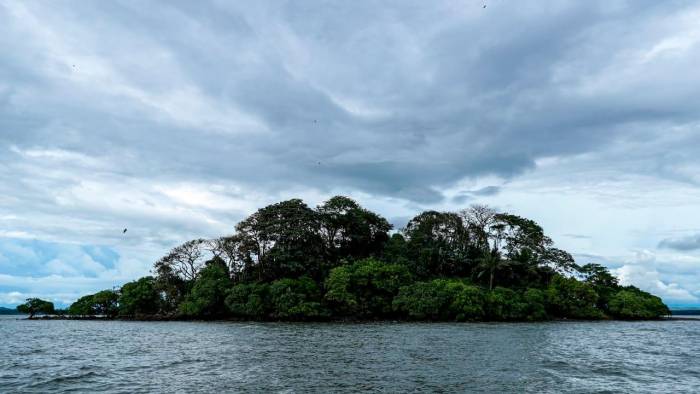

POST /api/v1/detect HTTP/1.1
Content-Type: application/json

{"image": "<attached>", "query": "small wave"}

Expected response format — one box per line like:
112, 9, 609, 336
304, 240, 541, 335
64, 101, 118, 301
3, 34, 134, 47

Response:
17, 348, 45, 356
28, 371, 101, 388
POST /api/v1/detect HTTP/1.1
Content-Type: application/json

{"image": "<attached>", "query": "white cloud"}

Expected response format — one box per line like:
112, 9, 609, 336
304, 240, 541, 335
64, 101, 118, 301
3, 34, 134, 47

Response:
2, 0, 700, 306
614, 264, 698, 304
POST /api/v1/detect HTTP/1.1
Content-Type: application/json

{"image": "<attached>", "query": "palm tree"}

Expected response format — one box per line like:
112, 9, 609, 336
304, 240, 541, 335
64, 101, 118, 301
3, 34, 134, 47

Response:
476, 250, 509, 290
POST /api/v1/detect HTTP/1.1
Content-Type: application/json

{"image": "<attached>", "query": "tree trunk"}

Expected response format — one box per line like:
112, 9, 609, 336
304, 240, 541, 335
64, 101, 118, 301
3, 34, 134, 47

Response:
489, 270, 494, 291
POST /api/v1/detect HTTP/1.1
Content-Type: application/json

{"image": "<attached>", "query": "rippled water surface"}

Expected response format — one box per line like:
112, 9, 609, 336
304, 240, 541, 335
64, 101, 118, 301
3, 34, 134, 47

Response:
1, 316, 699, 393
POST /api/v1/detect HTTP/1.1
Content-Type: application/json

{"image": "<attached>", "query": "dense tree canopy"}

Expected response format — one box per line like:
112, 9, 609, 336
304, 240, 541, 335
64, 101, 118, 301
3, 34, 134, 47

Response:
119, 277, 160, 316
325, 258, 411, 318
65, 196, 669, 321
68, 290, 118, 317
179, 257, 231, 318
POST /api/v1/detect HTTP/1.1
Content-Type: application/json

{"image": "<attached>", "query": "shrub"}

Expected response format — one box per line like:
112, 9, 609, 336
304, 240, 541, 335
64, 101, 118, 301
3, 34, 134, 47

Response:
522, 288, 548, 321
325, 258, 411, 318
608, 287, 670, 319
393, 279, 485, 321
179, 259, 232, 318
269, 277, 327, 320
225, 283, 270, 318
119, 277, 160, 316
447, 281, 486, 321
485, 287, 529, 320
68, 291, 119, 317
545, 275, 603, 319
68, 294, 97, 316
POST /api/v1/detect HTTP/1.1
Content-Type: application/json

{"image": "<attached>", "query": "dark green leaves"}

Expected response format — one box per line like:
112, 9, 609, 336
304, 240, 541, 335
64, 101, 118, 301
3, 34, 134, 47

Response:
17, 298, 55, 318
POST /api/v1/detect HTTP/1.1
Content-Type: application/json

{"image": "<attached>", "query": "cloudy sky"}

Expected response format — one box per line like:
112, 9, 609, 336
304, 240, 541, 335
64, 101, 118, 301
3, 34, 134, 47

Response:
2, 0, 700, 307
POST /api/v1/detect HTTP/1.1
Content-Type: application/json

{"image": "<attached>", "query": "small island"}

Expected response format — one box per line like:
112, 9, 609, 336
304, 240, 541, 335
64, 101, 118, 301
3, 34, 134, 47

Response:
19, 196, 669, 321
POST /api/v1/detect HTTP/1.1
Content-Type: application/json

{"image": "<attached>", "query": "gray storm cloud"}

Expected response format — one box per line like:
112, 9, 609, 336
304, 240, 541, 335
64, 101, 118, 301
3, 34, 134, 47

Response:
2, 0, 700, 305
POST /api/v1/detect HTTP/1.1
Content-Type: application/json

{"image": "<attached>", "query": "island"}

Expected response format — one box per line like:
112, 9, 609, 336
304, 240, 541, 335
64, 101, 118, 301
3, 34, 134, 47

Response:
18, 196, 669, 321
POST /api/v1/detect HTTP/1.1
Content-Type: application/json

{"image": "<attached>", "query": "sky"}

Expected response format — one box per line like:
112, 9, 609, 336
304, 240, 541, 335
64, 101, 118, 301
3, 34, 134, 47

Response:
2, 0, 700, 308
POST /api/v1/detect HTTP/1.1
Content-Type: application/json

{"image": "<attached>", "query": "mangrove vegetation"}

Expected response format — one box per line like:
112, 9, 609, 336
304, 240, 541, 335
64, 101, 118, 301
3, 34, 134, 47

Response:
27, 196, 669, 321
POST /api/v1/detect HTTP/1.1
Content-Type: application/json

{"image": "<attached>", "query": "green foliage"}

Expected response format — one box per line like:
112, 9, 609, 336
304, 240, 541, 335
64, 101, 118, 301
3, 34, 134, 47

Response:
269, 277, 327, 320
382, 233, 409, 266
578, 263, 619, 311
225, 283, 270, 318
179, 258, 232, 318
68, 294, 97, 316
91, 290, 119, 317
17, 298, 55, 318
475, 251, 509, 290
393, 279, 485, 321
448, 282, 486, 321
403, 211, 470, 278
119, 277, 160, 316
325, 258, 411, 318
545, 275, 603, 319
484, 287, 527, 320
67, 291, 118, 317
608, 287, 670, 319
153, 263, 189, 314
522, 288, 548, 321
235, 199, 325, 281
52, 196, 665, 321
318, 196, 392, 264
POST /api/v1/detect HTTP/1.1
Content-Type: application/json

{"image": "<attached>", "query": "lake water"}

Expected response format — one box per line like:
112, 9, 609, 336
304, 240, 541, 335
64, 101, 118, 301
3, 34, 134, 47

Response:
1, 315, 699, 393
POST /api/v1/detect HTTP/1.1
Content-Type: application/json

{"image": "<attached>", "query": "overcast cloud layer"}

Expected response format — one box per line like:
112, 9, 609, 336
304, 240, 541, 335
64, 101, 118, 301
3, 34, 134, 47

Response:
2, 0, 700, 307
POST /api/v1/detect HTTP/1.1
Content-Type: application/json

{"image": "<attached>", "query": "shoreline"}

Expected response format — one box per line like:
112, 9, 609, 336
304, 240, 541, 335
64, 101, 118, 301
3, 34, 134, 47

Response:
18, 315, 686, 323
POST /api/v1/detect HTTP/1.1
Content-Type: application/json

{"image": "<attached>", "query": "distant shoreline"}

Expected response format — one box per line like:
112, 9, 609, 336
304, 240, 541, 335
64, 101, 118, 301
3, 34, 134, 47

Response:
16, 314, 684, 323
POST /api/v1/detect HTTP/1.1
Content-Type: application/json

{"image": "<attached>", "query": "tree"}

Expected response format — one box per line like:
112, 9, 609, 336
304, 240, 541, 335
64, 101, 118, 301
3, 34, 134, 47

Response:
67, 291, 118, 317
208, 236, 246, 281
578, 263, 619, 310
317, 196, 392, 263
154, 239, 209, 282
579, 263, 618, 288
475, 250, 510, 290
91, 290, 119, 317
608, 287, 669, 319
485, 214, 576, 287
461, 204, 497, 252
68, 295, 97, 316
545, 275, 602, 319
153, 262, 189, 314
17, 298, 54, 318
179, 257, 232, 317
382, 233, 409, 265
225, 283, 270, 318
119, 277, 160, 316
234, 199, 325, 281
403, 211, 471, 277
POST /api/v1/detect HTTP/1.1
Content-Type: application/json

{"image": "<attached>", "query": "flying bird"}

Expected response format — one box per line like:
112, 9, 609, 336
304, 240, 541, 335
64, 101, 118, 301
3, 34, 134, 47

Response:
123, 228, 127, 234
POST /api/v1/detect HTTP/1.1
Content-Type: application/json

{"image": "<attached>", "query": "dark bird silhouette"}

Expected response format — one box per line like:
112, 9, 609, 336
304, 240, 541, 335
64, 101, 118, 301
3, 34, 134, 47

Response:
483, 4, 487, 8
123, 228, 127, 234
